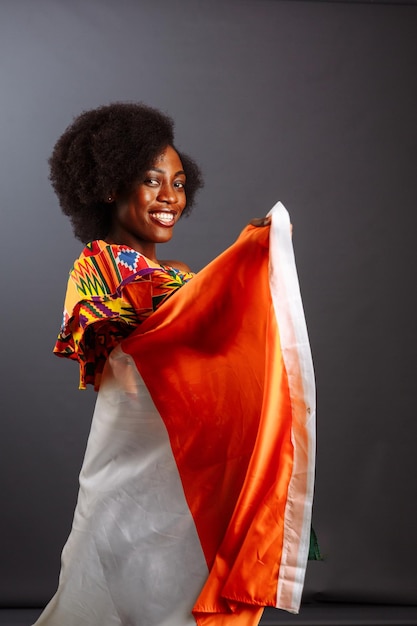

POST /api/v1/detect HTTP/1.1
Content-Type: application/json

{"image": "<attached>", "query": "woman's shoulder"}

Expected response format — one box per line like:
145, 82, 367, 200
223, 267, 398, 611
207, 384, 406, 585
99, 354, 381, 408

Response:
78, 240, 155, 272
81, 239, 135, 258
77, 242, 192, 274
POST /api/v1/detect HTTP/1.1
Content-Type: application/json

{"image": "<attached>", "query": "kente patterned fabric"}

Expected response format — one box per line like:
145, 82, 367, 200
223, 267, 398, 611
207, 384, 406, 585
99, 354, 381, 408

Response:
35, 203, 316, 626
53, 240, 193, 389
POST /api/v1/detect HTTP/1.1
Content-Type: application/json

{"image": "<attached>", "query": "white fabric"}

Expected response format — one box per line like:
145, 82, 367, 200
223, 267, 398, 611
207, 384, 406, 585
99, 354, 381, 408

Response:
34, 348, 208, 626
268, 202, 316, 612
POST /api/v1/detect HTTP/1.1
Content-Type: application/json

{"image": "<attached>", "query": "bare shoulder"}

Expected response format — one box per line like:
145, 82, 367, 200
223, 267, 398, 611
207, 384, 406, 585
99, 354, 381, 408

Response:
159, 259, 191, 273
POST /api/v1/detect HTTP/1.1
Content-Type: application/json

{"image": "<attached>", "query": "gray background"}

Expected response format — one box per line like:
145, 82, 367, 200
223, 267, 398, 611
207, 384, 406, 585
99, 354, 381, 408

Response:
0, 0, 416, 613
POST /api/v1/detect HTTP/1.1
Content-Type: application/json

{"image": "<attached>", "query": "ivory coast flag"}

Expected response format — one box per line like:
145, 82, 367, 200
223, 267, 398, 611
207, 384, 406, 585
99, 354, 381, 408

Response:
33, 202, 315, 626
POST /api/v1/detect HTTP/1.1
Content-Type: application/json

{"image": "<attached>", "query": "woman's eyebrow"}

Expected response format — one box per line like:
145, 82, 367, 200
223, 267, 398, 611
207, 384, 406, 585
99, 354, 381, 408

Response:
148, 167, 186, 176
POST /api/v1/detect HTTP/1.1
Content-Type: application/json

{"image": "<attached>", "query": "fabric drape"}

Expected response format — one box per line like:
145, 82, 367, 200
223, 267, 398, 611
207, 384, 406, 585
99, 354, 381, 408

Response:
34, 202, 316, 626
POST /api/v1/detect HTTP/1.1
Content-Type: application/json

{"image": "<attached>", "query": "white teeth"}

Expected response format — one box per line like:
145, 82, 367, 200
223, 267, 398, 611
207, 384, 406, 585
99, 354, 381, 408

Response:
152, 212, 174, 223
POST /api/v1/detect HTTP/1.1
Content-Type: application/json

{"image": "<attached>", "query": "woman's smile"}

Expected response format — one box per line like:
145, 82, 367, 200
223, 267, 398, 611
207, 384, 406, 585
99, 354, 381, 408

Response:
149, 209, 178, 227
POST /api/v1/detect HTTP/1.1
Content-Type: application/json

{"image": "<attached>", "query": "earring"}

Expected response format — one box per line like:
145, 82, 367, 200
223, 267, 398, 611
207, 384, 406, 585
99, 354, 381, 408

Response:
107, 195, 113, 202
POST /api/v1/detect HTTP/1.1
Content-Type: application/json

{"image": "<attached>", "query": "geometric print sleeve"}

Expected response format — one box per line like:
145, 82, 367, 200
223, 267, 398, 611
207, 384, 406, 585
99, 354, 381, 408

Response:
53, 240, 194, 390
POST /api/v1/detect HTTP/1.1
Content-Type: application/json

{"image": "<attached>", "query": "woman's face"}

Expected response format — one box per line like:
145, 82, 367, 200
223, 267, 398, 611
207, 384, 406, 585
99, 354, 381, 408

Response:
107, 145, 186, 257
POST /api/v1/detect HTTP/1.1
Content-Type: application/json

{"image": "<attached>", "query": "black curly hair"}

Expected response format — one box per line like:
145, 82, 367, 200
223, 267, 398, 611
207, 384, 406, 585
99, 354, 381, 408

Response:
49, 102, 204, 243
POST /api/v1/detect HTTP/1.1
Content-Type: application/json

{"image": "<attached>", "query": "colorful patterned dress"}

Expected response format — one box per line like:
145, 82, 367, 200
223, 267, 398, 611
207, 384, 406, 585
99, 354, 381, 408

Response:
53, 240, 194, 390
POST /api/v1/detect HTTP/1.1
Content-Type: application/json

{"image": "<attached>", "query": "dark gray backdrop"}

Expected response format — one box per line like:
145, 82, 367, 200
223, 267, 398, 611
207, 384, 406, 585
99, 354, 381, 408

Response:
1, 0, 416, 610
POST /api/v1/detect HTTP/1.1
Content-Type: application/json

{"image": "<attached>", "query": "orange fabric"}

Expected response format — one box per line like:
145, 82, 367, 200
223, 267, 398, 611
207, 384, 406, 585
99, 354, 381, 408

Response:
121, 224, 300, 625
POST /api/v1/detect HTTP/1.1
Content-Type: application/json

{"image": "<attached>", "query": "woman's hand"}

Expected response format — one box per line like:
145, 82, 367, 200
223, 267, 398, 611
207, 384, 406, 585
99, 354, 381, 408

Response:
250, 216, 293, 236
249, 216, 271, 227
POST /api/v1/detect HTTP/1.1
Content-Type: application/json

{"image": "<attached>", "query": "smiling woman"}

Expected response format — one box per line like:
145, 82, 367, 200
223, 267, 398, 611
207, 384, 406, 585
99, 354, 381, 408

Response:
48, 102, 203, 244
35, 102, 316, 626
48, 103, 202, 390
105, 145, 188, 262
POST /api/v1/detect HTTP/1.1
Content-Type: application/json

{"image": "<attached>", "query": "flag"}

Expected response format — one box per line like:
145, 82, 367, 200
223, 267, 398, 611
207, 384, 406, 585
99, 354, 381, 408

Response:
34, 202, 315, 626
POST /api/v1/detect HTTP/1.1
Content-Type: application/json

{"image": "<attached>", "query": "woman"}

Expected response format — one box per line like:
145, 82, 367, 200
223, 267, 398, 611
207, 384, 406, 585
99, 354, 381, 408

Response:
35, 103, 317, 626
50, 102, 203, 390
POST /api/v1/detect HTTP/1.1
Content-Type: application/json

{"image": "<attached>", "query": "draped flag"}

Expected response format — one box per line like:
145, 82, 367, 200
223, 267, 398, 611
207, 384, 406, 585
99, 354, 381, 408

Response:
34, 202, 316, 626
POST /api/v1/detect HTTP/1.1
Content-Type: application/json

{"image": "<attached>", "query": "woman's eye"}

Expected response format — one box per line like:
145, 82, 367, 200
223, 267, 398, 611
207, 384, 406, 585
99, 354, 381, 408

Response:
174, 181, 185, 189
144, 178, 159, 186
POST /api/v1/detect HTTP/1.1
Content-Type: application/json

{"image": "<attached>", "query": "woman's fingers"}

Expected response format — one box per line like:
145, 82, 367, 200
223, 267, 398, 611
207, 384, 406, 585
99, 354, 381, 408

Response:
249, 216, 271, 227
249, 217, 293, 237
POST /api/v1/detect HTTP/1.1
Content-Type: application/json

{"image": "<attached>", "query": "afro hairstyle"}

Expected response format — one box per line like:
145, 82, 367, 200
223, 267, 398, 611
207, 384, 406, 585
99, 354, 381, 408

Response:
49, 102, 203, 243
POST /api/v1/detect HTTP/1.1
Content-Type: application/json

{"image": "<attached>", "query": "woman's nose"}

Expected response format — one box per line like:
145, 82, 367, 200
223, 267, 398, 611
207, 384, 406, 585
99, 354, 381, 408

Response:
157, 182, 177, 203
